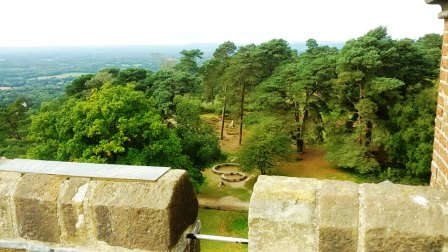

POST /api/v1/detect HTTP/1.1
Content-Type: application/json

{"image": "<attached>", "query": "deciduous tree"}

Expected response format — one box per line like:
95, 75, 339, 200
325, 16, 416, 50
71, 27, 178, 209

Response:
239, 120, 291, 175
28, 84, 204, 186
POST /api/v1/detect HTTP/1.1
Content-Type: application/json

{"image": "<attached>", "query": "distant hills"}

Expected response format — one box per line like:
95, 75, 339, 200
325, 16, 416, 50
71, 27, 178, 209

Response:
0, 42, 344, 105
0, 42, 345, 75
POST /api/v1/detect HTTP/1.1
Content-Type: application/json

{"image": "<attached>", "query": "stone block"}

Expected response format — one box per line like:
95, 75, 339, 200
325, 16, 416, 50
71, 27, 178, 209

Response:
361, 183, 448, 251
85, 169, 198, 251
13, 174, 66, 243
57, 177, 91, 245
249, 176, 317, 251
318, 180, 358, 252
0, 171, 21, 239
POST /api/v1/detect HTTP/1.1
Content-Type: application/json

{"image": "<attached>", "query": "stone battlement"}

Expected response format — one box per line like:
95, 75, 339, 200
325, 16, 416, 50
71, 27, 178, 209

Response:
249, 176, 448, 251
1, 159, 448, 251
0, 159, 198, 252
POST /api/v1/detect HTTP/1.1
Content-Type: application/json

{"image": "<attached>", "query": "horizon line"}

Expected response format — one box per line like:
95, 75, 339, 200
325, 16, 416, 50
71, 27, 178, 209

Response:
0, 41, 346, 49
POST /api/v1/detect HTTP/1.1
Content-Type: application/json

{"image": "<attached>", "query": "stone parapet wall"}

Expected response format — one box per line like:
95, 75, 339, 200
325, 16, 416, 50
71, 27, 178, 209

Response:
0, 159, 198, 252
249, 176, 448, 251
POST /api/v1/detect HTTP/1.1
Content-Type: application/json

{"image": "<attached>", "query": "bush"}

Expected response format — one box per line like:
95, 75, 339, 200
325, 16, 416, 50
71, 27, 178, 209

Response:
175, 96, 221, 170
200, 100, 221, 114
239, 120, 291, 175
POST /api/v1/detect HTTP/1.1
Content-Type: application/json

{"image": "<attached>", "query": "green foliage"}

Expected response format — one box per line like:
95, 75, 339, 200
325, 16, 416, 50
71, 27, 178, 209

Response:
325, 135, 380, 174
0, 138, 30, 158
256, 40, 338, 152
85, 70, 116, 90
147, 70, 201, 116
243, 112, 269, 126
28, 84, 204, 186
224, 44, 264, 93
174, 49, 204, 74
223, 42, 292, 144
66, 68, 151, 97
239, 120, 291, 175
417, 33, 442, 77
200, 101, 220, 114
368, 77, 404, 94
115, 68, 148, 84
323, 27, 436, 178
201, 41, 237, 103
0, 30, 440, 187
256, 39, 295, 77
0, 97, 30, 144
384, 86, 436, 182
65, 74, 93, 96
174, 96, 221, 169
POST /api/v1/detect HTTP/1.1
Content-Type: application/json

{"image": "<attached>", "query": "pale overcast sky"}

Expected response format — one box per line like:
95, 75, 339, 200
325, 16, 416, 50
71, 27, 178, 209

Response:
0, 0, 444, 47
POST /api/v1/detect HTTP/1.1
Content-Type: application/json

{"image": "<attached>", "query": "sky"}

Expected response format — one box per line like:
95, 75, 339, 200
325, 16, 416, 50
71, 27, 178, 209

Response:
0, 0, 444, 47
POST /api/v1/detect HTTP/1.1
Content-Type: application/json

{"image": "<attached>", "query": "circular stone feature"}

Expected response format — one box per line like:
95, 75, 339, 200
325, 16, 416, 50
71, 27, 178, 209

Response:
211, 163, 247, 182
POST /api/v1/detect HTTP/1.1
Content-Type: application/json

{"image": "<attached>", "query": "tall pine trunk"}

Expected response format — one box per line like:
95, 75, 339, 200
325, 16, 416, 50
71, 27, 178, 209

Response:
239, 83, 246, 146
298, 109, 309, 153
220, 85, 227, 140
294, 95, 310, 153
294, 102, 302, 153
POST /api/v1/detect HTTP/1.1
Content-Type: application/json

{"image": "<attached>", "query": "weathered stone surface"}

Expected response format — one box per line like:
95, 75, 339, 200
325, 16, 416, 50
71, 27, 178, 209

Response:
318, 180, 358, 252
0, 158, 199, 251
361, 183, 448, 251
249, 176, 317, 251
86, 169, 198, 251
249, 177, 448, 252
13, 174, 66, 243
57, 177, 91, 245
0, 171, 21, 239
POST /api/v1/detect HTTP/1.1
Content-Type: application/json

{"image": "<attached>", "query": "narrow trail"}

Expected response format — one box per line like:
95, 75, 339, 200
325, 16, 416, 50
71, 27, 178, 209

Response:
197, 195, 249, 212
198, 114, 358, 212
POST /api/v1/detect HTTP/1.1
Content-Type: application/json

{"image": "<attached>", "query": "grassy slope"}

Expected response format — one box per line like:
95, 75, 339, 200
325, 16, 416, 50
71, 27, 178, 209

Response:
198, 209, 248, 252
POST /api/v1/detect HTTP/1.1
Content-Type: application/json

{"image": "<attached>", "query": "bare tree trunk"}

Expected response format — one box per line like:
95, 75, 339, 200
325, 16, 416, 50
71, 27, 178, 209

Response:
293, 101, 302, 153
239, 83, 246, 146
298, 109, 308, 153
294, 95, 310, 153
220, 85, 227, 140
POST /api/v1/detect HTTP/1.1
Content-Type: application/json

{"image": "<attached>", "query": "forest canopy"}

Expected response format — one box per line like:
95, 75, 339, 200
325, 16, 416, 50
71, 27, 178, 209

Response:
0, 27, 442, 186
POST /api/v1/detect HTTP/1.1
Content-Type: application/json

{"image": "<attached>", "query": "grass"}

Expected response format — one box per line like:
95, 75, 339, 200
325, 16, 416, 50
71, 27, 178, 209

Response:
244, 176, 258, 190
198, 209, 248, 252
199, 177, 252, 202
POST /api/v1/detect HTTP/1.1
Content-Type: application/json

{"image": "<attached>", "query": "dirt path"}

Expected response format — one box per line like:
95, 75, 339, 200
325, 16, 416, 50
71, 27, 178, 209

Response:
197, 195, 249, 212
199, 114, 359, 211
277, 146, 359, 181
201, 114, 249, 154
